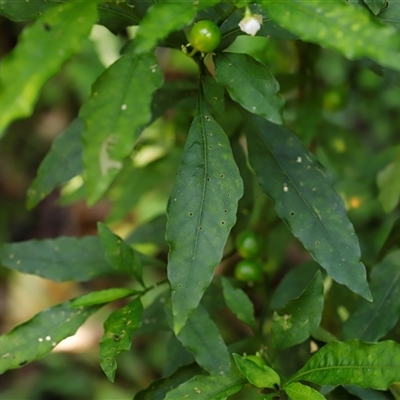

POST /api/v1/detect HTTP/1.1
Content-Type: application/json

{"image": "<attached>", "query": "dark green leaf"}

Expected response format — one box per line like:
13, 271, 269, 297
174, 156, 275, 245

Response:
0, 1, 97, 136
344, 385, 393, 400
343, 250, 400, 341
99, 298, 143, 382
214, 52, 284, 125
378, 216, 400, 261
221, 277, 256, 330
0, 0, 57, 21
0, 236, 113, 282
243, 113, 371, 301
289, 340, 400, 390
98, 223, 143, 284
263, 1, 400, 70
202, 75, 225, 114
80, 51, 163, 204
233, 353, 281, 389
363, 0, 386, 15
0, 300, 100, 374
97, 3, 140, 34
71, 288, 137, 308
284, 382, 326, 400
27, 119, 83, 209
163, 333, 195, 377
272, 271, 324, 350
166, 95, 243, 333
378, 3, 400, 31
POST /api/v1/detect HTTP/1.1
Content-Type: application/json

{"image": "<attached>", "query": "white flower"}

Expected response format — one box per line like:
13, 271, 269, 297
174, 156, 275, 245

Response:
238, 13, 263, 36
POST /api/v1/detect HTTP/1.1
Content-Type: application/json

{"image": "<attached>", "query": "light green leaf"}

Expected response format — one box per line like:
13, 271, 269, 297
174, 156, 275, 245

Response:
272, 271, 324, 350
163, 368, 247, 400
263, 0, 400, 71
243, 113, 371, 301
289, 340, 400, 390
80, 51, 163, 204
133, 0, 219, 54
169, 304, 231, 375
214, 52, 284, 125
99, 298, 143, 382
98, 222, 143, 284
0, 300, 100, 374
0, 236, 113, 282
0, 1, 97, 136
233, 353, 281, 389
166, 94, 243, 333
377, 156, 400, 213
221, 277, 256, 330
343, 250, 400, 341
284, 382, 326, 400
27, 119, 83, 209
71, 288, 136, 308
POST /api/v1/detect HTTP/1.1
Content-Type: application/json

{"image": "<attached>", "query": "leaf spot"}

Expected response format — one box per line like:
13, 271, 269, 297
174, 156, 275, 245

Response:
121, 104, 127, 111
296, 156, 302, 163
45, 336, 51, 341
189, 212, 193, 217
99, 135, 123, 176
220, 174, 225, 178
205, 115, 210, 121
283, 183, 288, 192
221, 221, 225, 225
38, 338, 43, 342
2, 353, 10, 359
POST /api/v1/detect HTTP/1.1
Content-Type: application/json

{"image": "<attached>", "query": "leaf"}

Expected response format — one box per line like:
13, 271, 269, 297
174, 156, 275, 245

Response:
97, 3, 140, 34
363, 0, 386, 15
98, 223, 143, 284
202, 75, 225, 114
378, 216, 400, 261
165, 94, 243, 333
377, 157, 400, 213
27, 119, 83, 209
233, 353, 281, 389
221, 277, 256, 330
71, 288, 136, 308
243, 113, 371, 301
0, 0, 56, 21
0, 236, 113, 282
80, 51, 163, 204
0, 1, 97, 137
99, 298, 143, 382
378, 2, 400, 31
0, 300, 100, 374
289, 340, 400, 390
214, 52, 284, 125
163, 334, 195, 377
344, 385, 394, 400
342, 250, 400, 341
167, 303, 231, 375
263, 0, 400, 71
163, 368, 247, 400
271, 271, 324, 350
133, 0, 219, 54
284, 382, 326, 400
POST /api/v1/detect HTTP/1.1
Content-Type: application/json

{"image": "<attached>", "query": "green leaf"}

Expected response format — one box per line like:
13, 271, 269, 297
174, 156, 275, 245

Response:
133, 0, 219, 54
343, 250, 400, 341
0, 0, 56, 21
80, 51, 163, 204
363, 0, 386, 15
99, 298, 143, 382
284, 382, 326, 400
377, 156, 400, 213
271, 271, 324, 350
243, 113, 371, 301
166, 94, 243, 333
0, 236, 113, 282
169, 304, 231, 375
214, 52, 284, 125
233, 353, 281, 389
202, 75, 225, 114
0, 1, 97, 137
163, 333, 195, 377
378, 2, 400, 31
163, 368, 247, 400
289, 340, 400, 390
263, 0, 400, 70
97, 3, 140, 35
378, 216, 400, 261
98, 222, 143, 284
344, 385, 393, 400
0, 300, 100, 374
221, 277, 256, 330
71, 288, 136, 308
27, 119, 83, 209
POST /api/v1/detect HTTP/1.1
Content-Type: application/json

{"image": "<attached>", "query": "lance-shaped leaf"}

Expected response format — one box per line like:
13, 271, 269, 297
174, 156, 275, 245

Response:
288, 340, 400, 390
27, 119, 83, 209
343, 250, 400, 341
80, 51, 163, 204
243, 113, 371, 301
163, 368, 247, 400
284, 382, 326, 400
0, 1, 97, 137
0, 300, 100, 374
214, 52, 284, 125
133, 0, 219, 54
98, 222, 143, 285
166, 95, 243, 333
263, 0, 400, 71
0, 236, 113, 282
272, 271, 324, 350
377, 155, 400, 213
71, 288, 137, 308
378, 216, 400, 261
99, 298, 143, 382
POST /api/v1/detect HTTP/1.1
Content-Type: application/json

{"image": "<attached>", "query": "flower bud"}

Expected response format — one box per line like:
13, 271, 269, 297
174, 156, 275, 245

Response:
238, 12, 262, 36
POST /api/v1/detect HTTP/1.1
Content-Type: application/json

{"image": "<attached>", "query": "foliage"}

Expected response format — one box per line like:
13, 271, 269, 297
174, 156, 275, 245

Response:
1, 0, 400, 399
